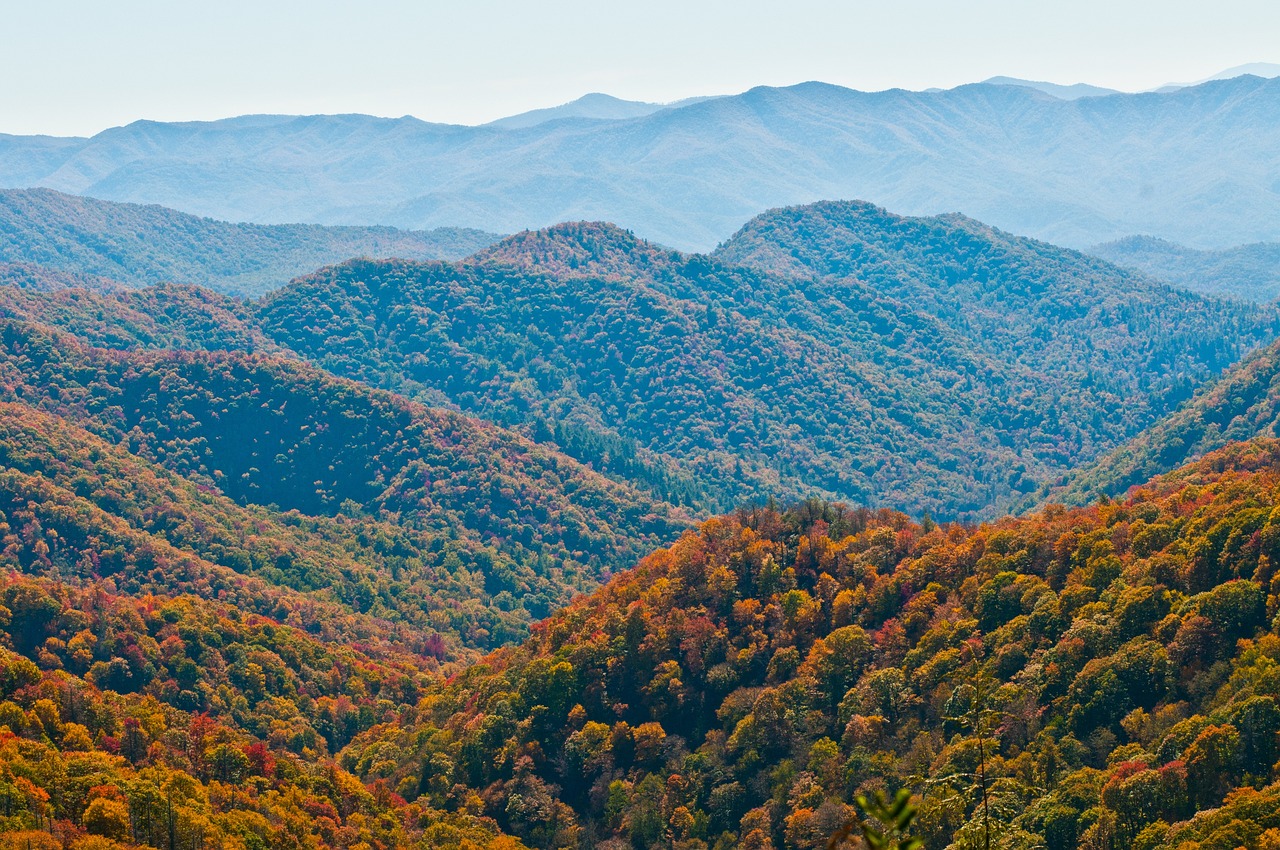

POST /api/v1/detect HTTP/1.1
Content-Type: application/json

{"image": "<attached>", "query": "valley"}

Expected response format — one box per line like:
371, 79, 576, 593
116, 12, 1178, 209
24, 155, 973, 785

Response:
1, 119, 1279, 850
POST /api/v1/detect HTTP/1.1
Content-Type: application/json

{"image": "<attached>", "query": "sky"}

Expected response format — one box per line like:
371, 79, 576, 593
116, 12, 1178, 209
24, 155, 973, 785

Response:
2, 0, 1278, 136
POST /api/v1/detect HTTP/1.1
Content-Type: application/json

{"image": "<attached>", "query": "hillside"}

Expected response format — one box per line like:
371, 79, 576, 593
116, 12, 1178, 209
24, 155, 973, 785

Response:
2, 77, 1279, 250
1045, 336, 1280, 506
255, 240, 1028, 515
248, 210, 1278, 520
713, 201, 1273, 408
0, 261, 122, 292
0, 188, 501, 296
4, 202, 1274, 522
1091, 235, 1280, 302
0, 401, 528, 847
254, 234, 1040, 517
0, 399, 564, 658
341, 439, 1280, 850
0, 320, 691, 625
0, 282, 279, 352
2, 205, 1280, 848
0, 570, 518, 850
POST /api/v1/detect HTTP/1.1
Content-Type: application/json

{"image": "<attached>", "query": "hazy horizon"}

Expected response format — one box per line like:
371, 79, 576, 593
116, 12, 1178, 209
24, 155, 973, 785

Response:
4, 0, 1279, 136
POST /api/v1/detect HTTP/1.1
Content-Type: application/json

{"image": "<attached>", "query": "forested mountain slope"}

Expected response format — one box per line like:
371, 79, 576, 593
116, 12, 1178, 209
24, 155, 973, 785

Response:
0, 282, 278, 352
0, 570, 523, 850
3, 76, 1279, 250
343, 439, 1280, 850
0, 399, 568, 657
255, 211, 1279, 519
255, 244, 1028, 515
1046, 336, 1280, 506
0, 320, 690, 625
1091, 235, 1280, 303
0, 188, 500, 296
2, 201, 1273, 522
0, 401, 527, 847
0, 261, 122, 293
0, 199, 1279, 847
713, 201, 1268, 417
0, 254, 711, 847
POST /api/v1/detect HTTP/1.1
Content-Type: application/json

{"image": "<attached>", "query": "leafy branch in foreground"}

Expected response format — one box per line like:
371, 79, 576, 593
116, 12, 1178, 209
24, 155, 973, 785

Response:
830, 789, 924, 850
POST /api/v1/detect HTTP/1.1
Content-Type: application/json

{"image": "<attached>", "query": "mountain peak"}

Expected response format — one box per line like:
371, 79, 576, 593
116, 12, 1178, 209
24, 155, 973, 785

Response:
981, 75, 1120, 100
468, 221, 680, 279
486, 93, 669, 129
713, 199, 899, 276
1154, 61, 1280, 91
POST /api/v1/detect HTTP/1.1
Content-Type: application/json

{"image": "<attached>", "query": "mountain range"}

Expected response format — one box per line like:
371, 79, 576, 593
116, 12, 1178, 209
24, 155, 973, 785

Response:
0, 188, 500, 296
981, 62, 1280, 99
0, 180, 1277, 848
980, 76, 1120, 100
2, 193, 1276, 522
485, 93, 717, 129
1154, 61, 1280, 91
3, 76, 1280, 251
1090, 235, 1280, 303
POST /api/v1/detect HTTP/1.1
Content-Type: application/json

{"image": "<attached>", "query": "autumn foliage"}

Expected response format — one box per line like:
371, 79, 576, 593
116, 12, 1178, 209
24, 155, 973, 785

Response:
342, 440, 1280, 850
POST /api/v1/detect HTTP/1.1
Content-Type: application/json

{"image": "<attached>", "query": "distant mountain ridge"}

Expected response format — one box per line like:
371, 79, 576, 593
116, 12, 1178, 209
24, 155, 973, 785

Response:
485, 92, 716, 129
1156, 61, 1280, 91
981, 76, 1120, 99
0, 187, 501, 295
2, 76, 1279, 250
1041, 333, 1280, 507
1090, 234, 1280, 302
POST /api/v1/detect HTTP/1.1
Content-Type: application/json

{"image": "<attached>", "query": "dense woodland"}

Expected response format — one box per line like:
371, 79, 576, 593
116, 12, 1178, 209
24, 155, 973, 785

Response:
1091, 236, 1280, 304
0, 321, 689, 650
713, 201, 1270, 418
3, 203, 1274, 520
0, 194, 1278, 848
346, 440, 1280, 850
0, 189, 500, 297
0, 263, 122, 294
0, 565, 519, 849
256, 212, 1277, 519
0, 284, 277, 353
1047, 336, 1280, 508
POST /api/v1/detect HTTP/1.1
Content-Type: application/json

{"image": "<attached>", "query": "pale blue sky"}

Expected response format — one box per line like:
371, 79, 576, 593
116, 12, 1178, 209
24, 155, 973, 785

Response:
3, 0, 1277, 136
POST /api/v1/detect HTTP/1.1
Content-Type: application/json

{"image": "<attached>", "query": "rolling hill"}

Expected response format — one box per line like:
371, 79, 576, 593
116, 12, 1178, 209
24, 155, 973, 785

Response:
0, 396, 538, 848
1044, 335, 1280, 506
0, 188, 501, 296
711, 201, 1266, 407
0, 319, 691, 635
1091, 235, 1280, 302
3, 195, 1275, 521
340, 438, 1280, 850
251, 205, 1279, 519
1, 76, 1279, 251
